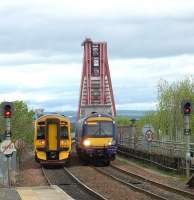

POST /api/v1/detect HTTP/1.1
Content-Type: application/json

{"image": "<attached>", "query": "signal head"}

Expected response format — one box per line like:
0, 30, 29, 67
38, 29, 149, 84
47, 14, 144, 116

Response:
4, 105, 12, 118
1, 102, 14, 118
183, 101, 192, 115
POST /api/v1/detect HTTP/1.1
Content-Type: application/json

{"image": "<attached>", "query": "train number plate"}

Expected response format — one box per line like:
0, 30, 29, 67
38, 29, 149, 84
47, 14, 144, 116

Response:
47, 152, 58, 160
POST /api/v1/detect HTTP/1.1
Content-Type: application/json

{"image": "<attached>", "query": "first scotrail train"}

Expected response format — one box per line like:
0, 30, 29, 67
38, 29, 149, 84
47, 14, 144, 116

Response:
34, 114, 72, 165
75, 113, 117, 165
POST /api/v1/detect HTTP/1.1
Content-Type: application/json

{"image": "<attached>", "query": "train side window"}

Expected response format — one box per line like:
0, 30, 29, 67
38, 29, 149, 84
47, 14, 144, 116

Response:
61, 126, 68, 139
37, 126, 45, 139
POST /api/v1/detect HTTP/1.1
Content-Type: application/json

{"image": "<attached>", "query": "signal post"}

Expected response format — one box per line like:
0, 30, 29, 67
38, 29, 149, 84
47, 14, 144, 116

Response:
182, 101, 192, 178
0, 102, 15, 187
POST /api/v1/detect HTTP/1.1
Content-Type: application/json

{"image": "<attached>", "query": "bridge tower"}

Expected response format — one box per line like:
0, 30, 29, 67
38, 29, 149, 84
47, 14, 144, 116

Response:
78, 38, 116, 119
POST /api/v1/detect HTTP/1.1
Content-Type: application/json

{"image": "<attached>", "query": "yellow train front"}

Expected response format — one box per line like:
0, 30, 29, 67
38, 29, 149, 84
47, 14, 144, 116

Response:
34, 114, 71, 165
75, 113, 117, 165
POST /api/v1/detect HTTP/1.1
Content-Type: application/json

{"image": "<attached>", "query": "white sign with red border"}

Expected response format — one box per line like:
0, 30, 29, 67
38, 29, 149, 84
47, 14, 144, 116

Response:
0, 140, 16, 155
145, 130, 153, 142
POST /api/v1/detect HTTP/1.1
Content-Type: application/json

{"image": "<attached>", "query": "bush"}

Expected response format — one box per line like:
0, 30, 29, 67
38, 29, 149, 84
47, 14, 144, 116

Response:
115, 116, 132, 126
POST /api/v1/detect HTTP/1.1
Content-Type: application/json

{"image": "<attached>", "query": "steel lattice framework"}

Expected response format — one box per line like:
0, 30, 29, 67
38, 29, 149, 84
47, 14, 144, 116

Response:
78, 38, 116, 119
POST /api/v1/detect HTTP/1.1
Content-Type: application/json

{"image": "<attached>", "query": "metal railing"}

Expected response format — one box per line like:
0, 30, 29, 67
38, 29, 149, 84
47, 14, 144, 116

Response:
117, 126, 194, 172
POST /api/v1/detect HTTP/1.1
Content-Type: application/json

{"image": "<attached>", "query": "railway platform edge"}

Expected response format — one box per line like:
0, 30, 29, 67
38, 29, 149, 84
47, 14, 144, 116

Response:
0, 185, 74, 200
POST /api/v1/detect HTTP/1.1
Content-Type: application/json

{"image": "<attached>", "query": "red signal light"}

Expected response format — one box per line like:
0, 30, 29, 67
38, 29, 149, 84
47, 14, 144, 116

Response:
4, 111, 11, 117
184, 108, 191, 113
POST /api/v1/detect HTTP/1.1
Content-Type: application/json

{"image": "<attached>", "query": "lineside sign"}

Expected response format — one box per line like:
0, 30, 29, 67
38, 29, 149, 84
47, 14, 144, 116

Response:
145, 130, 153, 142
0, 140, 16, 156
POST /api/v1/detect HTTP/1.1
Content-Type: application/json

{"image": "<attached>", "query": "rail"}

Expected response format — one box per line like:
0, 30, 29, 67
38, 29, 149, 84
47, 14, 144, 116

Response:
94, 165, 194, 200
64, 167, 108, 200
42, 167, 107, 200
110, 164, 194, 199
94, 166, 167, 200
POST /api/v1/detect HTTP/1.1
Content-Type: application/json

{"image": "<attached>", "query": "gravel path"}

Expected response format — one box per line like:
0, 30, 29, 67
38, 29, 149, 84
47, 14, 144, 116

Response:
16, 147, 48, 186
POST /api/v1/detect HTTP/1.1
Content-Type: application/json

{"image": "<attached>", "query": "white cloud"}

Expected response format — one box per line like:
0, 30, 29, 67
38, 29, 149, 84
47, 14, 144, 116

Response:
0, 1, 193, 111
0, 0, 194, 58
116, 102, 157, 111
0, 51, 192, 111
110, 54, 194, 83
0, 52, 80, 65
0, 91, 56, 103
0, 62, 81, 89
1, 0, 194, 19
111, 54, 193, 110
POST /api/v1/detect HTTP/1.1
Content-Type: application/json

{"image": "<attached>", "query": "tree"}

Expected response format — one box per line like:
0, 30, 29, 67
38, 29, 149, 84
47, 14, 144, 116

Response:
115, 116, 132, 126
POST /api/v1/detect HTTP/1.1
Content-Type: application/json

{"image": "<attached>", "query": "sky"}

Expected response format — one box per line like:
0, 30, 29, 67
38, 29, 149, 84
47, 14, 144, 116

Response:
0, 0, 193, 111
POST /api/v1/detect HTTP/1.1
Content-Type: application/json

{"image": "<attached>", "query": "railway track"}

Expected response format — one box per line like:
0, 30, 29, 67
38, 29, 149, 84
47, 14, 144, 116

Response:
42, 167, 107, 200
94, 165, 194, 200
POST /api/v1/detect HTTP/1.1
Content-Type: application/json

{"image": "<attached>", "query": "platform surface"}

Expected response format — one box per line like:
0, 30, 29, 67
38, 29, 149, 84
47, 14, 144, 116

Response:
0, 188, 21, 200
0, 185, 73, 200
16, 185, 74, 200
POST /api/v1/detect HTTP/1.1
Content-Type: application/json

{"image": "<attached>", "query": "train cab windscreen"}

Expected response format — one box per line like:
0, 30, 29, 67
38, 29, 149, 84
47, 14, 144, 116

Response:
85, 121, 113, 136
60, 126, 68, 139
37, 126, 45, 139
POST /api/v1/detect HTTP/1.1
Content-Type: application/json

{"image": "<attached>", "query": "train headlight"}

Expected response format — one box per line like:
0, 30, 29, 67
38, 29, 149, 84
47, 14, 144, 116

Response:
40, 140, 45, 145
37, 139, 46, 148
108, 140, 116, 146
83, 139, 91, 147
60, 140, 68, 147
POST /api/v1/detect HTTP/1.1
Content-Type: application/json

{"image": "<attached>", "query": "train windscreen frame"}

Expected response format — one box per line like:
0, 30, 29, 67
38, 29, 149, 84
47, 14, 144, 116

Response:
85, 121, 113, 137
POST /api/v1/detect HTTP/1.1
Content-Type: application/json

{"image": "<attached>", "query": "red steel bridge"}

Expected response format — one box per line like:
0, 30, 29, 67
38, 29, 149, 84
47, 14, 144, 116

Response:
78, 38, 116, 119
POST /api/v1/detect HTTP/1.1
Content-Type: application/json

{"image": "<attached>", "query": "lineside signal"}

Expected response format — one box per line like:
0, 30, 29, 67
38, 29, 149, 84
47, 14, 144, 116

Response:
182, 101, 192, 115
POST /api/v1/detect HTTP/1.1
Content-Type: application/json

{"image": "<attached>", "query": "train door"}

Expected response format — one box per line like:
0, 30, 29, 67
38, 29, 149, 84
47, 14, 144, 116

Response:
48, 124, 57, 150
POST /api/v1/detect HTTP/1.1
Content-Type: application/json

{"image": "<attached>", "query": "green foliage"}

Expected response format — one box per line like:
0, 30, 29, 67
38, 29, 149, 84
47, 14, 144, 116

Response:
115, 116, 131, 126
137, 77, 194, 141
136, 111, 157, 137
0, 101, 35, 144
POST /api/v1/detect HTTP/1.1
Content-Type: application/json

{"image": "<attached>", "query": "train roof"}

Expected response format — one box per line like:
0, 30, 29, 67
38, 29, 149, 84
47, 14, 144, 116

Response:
79, 113, 115, 123
36, 114, 70, 122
